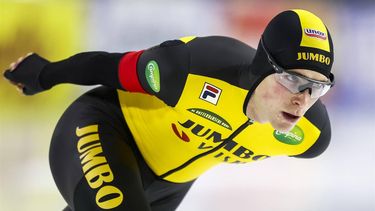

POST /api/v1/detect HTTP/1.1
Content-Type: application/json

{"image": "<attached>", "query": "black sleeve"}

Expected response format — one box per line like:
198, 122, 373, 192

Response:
292, 100, 332, 158
40, 52, 124, 90
39, 39, 190, 106
187, 36, 255, 84
135, 36, 255, 106
136, 40, 190, 106
38, 36, 252, 107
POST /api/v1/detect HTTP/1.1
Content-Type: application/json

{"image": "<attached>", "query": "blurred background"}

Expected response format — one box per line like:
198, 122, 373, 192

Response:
0, 0, 374, 210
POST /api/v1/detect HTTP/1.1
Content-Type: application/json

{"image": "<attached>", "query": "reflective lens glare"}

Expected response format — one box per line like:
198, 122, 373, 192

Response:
274, 70, 332, 98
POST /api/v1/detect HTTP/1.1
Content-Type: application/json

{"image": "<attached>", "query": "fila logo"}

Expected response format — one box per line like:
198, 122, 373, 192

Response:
199, 83, 222, 105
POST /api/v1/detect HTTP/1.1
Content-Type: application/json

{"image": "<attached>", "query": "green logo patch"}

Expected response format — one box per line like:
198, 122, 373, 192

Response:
273, 125, 304, 145
145, 60, 160, 92
187, 108, 232, 130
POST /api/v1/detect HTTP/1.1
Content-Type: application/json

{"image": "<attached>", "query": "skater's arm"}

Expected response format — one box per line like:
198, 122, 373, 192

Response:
3, 52, 124, 95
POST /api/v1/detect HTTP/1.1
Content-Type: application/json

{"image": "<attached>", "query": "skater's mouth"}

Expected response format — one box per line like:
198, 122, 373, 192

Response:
282, 111, 300, 123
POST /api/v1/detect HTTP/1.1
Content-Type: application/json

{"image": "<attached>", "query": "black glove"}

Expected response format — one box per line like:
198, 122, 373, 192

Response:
3, 53, 50, 95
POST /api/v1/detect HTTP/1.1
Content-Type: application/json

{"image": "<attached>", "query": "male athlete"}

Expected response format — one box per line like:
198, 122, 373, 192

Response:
4, 9, 334, 211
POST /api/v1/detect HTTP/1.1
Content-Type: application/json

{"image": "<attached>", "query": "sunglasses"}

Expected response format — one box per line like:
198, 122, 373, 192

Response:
260, 37, 334, 98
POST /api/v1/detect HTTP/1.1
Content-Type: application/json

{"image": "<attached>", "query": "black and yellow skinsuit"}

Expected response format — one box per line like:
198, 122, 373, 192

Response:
4, 10, 334, 211
117, 35, 331, 182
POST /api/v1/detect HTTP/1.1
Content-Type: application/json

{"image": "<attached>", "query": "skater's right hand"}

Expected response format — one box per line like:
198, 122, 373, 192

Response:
3, 53, 50, 95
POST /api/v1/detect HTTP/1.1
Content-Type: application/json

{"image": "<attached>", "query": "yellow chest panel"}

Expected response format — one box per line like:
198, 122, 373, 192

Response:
117, 74, 321, 183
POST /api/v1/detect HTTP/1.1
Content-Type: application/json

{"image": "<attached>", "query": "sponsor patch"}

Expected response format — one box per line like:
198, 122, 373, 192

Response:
199, 83, 221, 105
297, 52, 331, 65
187, 108, 232, 130
273, 125, 304, 145
304, 28, 327, 40
145, 60, 160, 92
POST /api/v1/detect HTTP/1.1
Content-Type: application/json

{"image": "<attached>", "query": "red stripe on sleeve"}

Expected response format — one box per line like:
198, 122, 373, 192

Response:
118, 50, 146, 93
